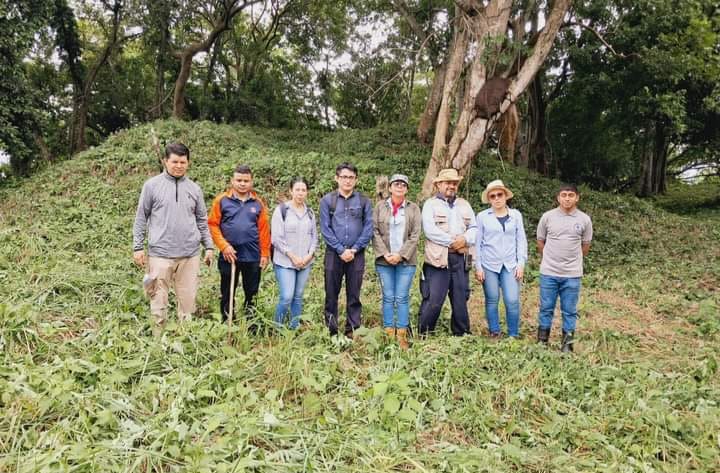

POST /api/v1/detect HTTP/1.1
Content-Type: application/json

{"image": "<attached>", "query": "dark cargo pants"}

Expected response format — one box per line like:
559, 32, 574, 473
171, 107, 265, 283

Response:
418, 253, 471, 336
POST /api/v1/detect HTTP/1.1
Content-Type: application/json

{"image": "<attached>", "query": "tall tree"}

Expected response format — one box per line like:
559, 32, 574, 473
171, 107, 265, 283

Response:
55, 0, 139, 154
144, 0, 175, 118
411, 0, 572, 196
0, 0, 54, 175
171, 0, 260, 118
547, 0, 720, 195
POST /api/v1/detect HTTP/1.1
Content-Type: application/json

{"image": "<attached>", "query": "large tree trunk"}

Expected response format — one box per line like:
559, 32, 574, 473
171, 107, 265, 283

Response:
419, 10, 470, 196
419, 0, 573, 197
496, 103, 519, 165
638, 122, 668, 196
416, 59, 448, 144
519, 74, 549, 174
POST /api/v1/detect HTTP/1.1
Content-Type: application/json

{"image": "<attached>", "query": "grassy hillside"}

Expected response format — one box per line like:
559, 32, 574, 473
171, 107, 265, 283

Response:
1, 120, 718, 472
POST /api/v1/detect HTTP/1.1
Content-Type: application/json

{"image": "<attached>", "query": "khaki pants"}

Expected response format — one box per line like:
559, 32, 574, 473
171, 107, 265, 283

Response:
145, 255, 200, 328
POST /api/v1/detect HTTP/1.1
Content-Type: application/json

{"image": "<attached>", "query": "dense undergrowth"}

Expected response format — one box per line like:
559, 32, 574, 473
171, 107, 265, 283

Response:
1, 120, 718, 472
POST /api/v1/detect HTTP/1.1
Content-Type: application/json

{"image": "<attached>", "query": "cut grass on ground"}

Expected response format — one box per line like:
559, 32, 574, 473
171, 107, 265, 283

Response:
1, 120, 718, 472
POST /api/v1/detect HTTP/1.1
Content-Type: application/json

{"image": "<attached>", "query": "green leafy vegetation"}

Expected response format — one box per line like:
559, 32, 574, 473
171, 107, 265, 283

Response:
1, 121, 719, 472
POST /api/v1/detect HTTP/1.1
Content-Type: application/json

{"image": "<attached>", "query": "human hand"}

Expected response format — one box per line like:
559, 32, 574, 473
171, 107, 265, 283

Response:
475, 269, 485, 283
133, 250, 146, 268
340, 249, 354, 262
260, 256, 269, 269
204, 249, 214, 266
222, 246, 237, 263
450, 236, 467, 250
385, 253, 401, 265
288, 252, 303, 268
514, 266, 524, 281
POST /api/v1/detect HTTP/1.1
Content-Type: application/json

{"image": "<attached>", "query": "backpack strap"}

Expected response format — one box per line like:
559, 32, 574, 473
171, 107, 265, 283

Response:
328, 191, 339, 218
328, 191, 369, 219
280, 203, 289, 221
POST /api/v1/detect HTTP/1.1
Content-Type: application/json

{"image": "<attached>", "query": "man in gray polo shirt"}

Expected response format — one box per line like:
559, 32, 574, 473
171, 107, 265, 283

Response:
536, 184, 593, 352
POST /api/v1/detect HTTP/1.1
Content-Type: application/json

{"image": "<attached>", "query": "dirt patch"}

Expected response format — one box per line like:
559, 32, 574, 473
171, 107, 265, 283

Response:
468, 283, 701, 361
416, 421, 476, 451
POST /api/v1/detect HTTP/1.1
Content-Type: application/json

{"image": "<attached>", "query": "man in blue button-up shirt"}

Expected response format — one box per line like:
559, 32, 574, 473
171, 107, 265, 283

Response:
319, 162, 373, 337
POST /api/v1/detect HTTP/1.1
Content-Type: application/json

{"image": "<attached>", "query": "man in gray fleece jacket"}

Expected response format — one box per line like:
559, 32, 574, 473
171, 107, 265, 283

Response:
132, 143, 214, 334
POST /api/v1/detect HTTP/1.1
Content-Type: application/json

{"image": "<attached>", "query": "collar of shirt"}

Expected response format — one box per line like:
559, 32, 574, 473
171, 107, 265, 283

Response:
338, 190, 358, 200
435, 193, 457, 207
483, 207, 511, 217
557, 207, 578, 216
387, 197, 406, 215
162, 171, 186, 182
226, 189, 257, 202
286, 201, 309, 217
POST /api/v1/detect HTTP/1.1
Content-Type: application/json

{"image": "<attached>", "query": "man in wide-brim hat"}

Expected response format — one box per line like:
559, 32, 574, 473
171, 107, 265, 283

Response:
418, 168, 477, 336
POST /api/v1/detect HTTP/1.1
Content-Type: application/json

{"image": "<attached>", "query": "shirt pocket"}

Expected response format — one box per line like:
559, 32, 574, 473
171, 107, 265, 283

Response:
347, 206, 362, 218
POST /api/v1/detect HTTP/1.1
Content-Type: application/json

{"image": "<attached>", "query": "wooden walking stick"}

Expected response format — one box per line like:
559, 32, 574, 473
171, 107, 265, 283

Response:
227, 261, 236, 344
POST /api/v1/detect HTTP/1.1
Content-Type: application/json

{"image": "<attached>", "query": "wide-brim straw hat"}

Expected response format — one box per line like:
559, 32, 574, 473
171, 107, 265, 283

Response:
432, 168, 463, 184
481, 179, 514, 203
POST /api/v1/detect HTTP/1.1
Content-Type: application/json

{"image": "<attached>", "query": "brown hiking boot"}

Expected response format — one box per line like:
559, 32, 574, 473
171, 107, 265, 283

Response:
396, 328, 410, 350
384, 327, 396, 339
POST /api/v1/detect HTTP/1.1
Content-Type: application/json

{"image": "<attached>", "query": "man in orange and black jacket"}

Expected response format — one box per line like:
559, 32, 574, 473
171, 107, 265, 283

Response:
208, 165, 271, 327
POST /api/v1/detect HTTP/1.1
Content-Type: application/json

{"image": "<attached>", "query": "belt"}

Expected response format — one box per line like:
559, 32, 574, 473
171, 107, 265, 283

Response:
448, 248, 466, 254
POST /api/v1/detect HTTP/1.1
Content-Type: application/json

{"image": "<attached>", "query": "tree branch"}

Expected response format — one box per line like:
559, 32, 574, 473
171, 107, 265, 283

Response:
391, 0, 427, 41
547, 57, 569, 102
564, 21, 640, 59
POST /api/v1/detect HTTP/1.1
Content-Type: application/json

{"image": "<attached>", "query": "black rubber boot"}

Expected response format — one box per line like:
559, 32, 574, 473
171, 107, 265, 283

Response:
561, 331, 574, 353
537, 327, 550, 344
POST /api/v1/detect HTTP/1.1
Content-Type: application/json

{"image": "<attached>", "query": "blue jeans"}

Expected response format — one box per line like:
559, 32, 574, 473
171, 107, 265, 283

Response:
376, 264, 416, 328
274, 264, 312, 329
538, 274, 581, 332
482, 266, 521, 337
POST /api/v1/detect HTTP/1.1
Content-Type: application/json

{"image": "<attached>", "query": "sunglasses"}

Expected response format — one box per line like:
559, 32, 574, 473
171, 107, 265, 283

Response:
488, 192, 505, 200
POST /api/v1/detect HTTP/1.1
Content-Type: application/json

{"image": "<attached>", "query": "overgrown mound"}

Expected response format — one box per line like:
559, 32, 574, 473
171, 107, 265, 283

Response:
1, 121, 718, 472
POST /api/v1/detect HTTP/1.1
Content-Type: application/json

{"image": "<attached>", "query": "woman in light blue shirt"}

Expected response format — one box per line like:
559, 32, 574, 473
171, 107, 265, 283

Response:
271, 177, 317, 329
474, 180, 528, 338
